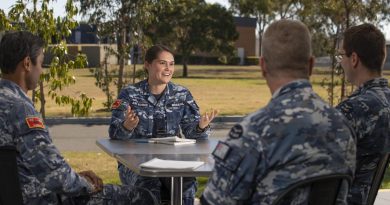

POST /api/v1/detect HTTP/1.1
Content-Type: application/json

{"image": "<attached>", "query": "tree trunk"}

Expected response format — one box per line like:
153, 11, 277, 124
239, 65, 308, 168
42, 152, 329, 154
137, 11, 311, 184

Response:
182, 56, 188, 78
103, 57, 112, 109
132, 51, 137, 84
330, 27, 340, 106
39, 82, 46, 119
340, 0, 351, 101
117, 28, 127, 95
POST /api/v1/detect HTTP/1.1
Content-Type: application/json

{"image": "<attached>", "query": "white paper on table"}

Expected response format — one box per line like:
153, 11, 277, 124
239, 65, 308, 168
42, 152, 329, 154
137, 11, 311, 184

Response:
140, 158, 204, 170
149, 136, 196, 145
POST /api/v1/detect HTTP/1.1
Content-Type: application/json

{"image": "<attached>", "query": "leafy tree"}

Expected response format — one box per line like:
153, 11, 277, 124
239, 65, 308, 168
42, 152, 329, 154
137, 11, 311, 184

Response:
0, 0, 92, 118
78, 0, 170, 94
299, 0, 390, 105
146, 0, 239, 77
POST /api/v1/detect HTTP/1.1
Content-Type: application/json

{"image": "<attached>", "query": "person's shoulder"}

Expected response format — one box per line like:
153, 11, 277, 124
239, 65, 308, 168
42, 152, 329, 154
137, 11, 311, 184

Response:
169, 82, 190, 92
120, 81, 145, 95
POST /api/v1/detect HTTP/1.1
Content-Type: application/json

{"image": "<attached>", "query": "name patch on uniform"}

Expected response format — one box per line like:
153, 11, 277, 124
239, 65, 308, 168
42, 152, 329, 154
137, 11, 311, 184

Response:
25, 117, 45, 129
111, 99, 122, 110
212, 141, 231, 161
229, 124, 243, 139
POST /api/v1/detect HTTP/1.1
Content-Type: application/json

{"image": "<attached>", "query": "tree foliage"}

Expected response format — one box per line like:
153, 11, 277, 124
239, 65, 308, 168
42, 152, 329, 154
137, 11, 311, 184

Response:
299, 0, 390, 104
0, 0, 92, 118
78, 0, 170, 94
230, 0, 390, 105
146, 0, 239, 77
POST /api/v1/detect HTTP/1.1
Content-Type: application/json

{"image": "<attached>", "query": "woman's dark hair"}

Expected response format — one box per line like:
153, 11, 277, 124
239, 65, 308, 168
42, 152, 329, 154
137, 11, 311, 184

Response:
0, 31, 44, 74
144, 44, 174, 63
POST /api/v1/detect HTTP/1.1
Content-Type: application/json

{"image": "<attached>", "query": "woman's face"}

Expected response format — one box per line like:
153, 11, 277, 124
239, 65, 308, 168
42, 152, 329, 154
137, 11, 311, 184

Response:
146, 51, 175, 85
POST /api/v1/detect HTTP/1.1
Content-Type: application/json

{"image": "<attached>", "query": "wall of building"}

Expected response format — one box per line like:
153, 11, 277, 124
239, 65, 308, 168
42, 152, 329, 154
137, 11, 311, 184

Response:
235, 26, 257, 57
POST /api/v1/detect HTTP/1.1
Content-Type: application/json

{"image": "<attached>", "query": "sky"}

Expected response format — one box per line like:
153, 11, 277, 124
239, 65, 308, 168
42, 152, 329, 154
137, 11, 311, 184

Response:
0, 0, 389, 40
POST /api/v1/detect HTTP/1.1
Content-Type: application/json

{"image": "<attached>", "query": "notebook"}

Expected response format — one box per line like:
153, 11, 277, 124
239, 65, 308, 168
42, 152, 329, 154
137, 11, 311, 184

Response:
140, 158, 204, 170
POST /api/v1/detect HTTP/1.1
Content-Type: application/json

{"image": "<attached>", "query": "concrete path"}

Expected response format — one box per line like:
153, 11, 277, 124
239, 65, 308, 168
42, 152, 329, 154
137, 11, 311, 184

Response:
48, 123, 231, 152
376, 190, 390, 205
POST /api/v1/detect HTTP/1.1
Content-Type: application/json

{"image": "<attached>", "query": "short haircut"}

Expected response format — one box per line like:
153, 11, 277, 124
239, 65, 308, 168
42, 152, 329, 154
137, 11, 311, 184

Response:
262, 19, 312, 78
343, 23, 386, 73
0, 31, 44, 74
144, 44, 174, 63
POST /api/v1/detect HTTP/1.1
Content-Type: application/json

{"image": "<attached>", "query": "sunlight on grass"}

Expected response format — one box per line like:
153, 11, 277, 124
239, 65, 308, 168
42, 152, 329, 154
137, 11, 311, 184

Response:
39, 65, 383, 117
63, 151, 120, 185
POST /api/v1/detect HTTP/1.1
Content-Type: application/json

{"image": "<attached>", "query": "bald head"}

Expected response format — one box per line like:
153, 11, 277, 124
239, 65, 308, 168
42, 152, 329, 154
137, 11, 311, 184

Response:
262, 19, 312, 78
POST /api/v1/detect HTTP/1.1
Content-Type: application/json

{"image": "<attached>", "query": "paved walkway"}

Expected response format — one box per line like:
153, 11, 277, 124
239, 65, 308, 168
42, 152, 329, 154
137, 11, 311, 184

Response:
376, 190, 390, 205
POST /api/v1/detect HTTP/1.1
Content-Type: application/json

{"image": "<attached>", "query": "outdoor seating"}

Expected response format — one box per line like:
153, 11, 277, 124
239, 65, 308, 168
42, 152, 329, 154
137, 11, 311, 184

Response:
0, 146, 23, 205
367, 152, 390, 205
272, 174, 352, 205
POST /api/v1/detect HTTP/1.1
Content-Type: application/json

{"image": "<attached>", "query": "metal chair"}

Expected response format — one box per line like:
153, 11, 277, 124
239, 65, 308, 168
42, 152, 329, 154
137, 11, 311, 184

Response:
0, 146, 23, 205
272, 174, 352, 205
366, 152, 390, 205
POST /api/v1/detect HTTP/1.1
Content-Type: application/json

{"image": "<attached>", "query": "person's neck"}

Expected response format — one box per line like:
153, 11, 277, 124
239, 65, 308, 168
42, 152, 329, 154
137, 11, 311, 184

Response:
2, 74, 28, 93
267, 77, 306, 95
148, 81, 167, 95
354, 70, 381, 87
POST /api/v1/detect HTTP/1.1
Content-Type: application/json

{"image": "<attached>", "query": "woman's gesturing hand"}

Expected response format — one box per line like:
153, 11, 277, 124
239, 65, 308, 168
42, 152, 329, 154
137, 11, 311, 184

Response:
123, 106, 139, 131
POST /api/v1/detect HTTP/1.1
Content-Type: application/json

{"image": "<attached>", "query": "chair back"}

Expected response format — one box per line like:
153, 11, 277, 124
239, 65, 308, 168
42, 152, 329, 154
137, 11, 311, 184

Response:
272, 174, 352, 205
366, 152, 390, 205
0, 146, 23, 205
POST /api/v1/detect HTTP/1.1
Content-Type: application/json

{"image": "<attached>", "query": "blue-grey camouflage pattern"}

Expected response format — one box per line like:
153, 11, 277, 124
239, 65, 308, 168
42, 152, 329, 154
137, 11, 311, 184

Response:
0, 79, 157, 205
109, 79, 209, 204
202, 80, 356, 205
109, 80, 210, 139
336, 77, 390, 205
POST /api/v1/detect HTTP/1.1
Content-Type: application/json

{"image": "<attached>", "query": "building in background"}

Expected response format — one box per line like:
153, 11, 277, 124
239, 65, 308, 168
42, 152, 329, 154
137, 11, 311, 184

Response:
233, 17, 258, 65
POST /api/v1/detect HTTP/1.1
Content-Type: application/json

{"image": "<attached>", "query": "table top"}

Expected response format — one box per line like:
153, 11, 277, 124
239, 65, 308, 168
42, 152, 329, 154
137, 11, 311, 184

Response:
96, 138, 219, 156
96, 138, 219, 177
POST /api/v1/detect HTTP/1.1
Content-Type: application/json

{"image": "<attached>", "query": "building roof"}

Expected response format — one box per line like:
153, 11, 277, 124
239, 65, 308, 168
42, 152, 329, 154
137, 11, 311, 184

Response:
234, 17, 257, 28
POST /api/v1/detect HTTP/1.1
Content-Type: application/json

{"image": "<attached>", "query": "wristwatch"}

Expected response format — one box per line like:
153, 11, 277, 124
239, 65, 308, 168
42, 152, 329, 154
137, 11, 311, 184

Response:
197, 124, 210, 133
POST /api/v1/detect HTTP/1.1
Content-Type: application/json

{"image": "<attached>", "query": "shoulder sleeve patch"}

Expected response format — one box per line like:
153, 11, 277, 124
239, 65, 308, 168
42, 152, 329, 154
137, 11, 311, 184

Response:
212, 141, 231, 161
25, 117, 45, 129
111, 99, 123, 110
228, 124, 243, 139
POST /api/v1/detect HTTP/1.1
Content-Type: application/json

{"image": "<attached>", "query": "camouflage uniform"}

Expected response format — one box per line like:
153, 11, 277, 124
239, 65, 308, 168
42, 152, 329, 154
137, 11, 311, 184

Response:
109, 80, 210, 204
0, 79, 157, 205
201, 80, 356, 205
336, 78, 390, 205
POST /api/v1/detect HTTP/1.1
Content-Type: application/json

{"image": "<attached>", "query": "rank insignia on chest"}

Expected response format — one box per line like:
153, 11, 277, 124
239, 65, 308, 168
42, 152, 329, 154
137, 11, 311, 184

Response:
25, 117, 45, 129
212, 141, 231, 161
229, 124, 243, 139
111, 99, 122, 110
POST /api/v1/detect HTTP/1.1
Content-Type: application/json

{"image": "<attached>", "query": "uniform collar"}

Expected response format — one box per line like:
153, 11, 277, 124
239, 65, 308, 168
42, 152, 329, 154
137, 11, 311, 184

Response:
0, 79, 32, 104
140, 79, 173, 105
352, 77, 388, 96
360, 77, 388, 90
272, 79, 312, 99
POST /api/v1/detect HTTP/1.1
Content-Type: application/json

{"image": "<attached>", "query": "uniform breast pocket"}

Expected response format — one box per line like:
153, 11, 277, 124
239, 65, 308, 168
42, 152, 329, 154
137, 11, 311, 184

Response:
213, 146, 247, 191
165, 102, 184, 130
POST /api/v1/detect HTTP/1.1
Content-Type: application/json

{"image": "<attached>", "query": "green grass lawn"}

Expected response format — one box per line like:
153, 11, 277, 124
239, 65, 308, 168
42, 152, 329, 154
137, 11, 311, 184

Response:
57, 66, 390, 196
40, 65, 352, 117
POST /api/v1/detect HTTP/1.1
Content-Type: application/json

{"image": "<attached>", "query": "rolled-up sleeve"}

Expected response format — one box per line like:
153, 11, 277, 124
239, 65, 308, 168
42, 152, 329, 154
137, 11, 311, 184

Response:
109, 90, 135, 140
12, 102, 93, 196
180, 91, 210, 139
